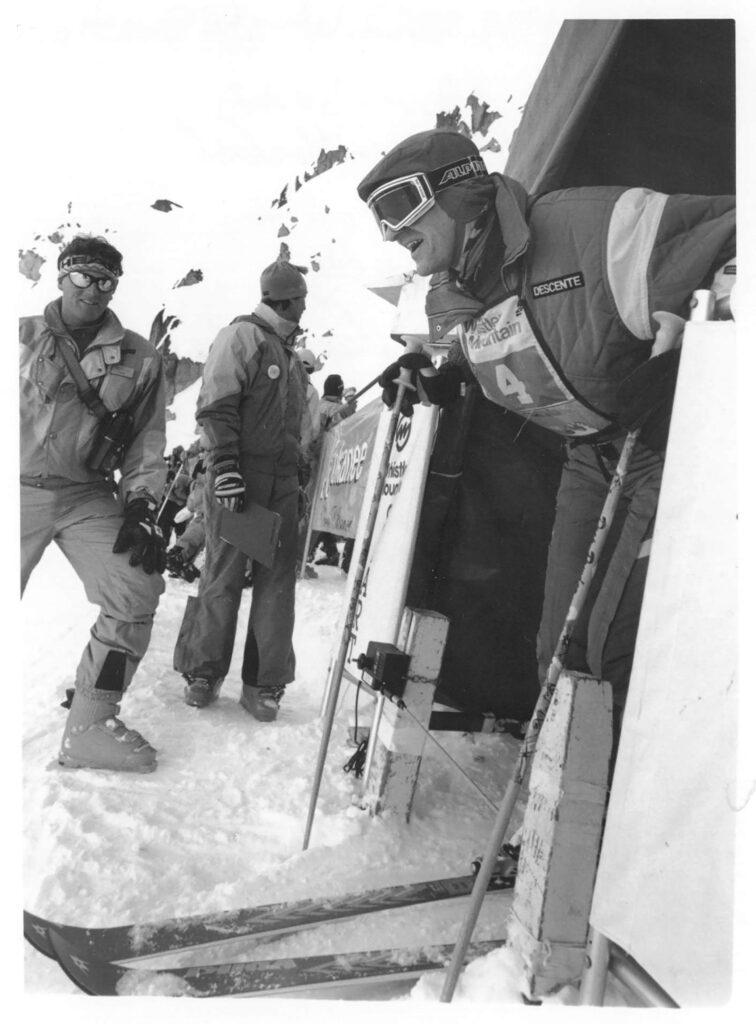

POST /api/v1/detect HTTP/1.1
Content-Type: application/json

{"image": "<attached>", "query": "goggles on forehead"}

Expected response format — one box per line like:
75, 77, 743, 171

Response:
67, 270, 117, 293
366, 174, 436, 236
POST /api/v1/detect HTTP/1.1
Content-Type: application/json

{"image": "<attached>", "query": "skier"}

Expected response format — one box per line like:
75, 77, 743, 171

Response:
358, 129, 735, 727
20, 234, 167, 772
173, 260, 310, 721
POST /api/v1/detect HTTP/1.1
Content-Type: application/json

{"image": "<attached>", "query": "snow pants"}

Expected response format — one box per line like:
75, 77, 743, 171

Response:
537, 438, 664, 714
173, 467, 299, 689
20, 480, 165, 702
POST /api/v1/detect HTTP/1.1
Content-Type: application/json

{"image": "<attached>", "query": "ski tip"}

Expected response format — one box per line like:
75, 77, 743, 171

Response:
47, 929, 199, 997
47, 928, 121, 995
24, 911, 57, 960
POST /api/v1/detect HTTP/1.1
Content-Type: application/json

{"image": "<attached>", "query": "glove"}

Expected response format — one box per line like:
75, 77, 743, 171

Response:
213, 456, 246, 512
399, 354, 462, 407
615, 349, 681, 452
378, 360, 421, 418
381, 352, 461, 410
337, 400, 357, 421
112, 498, 166, 575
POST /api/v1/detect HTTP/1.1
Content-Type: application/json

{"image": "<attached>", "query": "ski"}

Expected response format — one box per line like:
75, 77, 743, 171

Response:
49, 927, 506, 997
25, 866, 515, 965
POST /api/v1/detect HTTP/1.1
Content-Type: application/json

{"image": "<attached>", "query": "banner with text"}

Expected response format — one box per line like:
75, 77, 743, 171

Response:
310, 397, 383, 539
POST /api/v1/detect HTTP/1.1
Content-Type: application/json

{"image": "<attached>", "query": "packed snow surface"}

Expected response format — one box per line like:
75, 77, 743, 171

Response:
22, 540, 628, 1012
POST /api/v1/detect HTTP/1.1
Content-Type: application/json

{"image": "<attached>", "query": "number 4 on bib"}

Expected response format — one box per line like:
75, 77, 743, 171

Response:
495, 362, 533, 404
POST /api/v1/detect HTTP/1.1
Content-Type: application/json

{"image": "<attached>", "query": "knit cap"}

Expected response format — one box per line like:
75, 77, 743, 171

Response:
260, 261, 308, 300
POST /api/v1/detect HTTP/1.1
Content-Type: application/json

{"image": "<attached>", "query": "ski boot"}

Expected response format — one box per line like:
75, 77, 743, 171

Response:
240, 684, 285, 722
59, 715, 157, 773
183, 675, 223, 708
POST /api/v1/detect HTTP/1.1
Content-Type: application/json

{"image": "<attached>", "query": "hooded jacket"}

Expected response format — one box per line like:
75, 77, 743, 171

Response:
428, 176, 735, 437
19, 300, 167, 502
196, 302, 309, 476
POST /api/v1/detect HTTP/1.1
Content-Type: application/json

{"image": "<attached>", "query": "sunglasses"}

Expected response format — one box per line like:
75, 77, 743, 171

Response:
367, 174, 436, 237
67, 270, 117, 293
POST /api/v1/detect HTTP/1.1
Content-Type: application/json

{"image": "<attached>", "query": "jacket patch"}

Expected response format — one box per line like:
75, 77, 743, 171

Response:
531, 272, 585, 299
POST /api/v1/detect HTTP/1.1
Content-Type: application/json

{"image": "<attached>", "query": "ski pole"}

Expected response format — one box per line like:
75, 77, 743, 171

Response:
439, 310, 687, 1002
439, 426, 638, 1001
348, 372, 382, 403
157, 463, 182, 522
303, 365, 417, 850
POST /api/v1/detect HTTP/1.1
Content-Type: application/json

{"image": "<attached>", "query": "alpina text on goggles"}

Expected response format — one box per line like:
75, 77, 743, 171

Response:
367, 174, 436, 235
67, 270, 117, 293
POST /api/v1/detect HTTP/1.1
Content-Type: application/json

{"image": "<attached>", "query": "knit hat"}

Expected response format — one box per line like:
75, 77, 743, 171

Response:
298, 348, 317, 371
260, 261, 308, 301
357, 130, 493, 223
323, 374, 344, 397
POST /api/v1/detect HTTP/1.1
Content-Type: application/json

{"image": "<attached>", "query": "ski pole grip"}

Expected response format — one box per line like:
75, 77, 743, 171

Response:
397, 338, 424, 391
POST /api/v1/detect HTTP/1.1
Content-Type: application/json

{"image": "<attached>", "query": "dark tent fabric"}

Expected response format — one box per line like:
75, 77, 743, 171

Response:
506, 19, 735, 196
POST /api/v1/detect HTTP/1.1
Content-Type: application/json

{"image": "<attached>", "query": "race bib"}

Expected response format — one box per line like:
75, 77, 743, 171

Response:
459, 297, 613, 436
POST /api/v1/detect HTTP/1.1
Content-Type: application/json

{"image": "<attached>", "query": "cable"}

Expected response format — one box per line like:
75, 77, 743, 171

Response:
394, 698, 499, 814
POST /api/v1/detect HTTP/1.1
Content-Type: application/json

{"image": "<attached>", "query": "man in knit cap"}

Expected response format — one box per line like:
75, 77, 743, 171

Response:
20, 234, 167, 772
358, 129, 735, 730
173, 260, 310, 721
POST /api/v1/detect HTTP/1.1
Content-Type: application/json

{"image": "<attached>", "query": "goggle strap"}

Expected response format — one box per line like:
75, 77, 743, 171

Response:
426, 155, 488, 193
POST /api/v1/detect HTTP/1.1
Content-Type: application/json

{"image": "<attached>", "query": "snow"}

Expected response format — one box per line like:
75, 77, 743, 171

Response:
21, 544, 541, 1006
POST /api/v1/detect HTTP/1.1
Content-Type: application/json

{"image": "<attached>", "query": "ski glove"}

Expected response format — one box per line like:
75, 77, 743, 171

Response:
616, 349, 681, 452
380, 352, 461, 413
112, 497, 166, 575
213, 457, 246, 512
379, 360, 420, 417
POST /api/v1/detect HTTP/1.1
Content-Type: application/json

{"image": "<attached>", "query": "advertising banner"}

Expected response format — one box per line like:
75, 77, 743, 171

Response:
310, 397, 382, 538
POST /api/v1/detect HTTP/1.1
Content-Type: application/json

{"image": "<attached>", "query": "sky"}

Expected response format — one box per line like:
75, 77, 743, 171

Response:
10, 0, 569, 399
12, 0, 562, 202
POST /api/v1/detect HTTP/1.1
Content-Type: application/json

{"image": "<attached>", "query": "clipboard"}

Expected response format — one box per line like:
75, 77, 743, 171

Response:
219, 502, 282, 568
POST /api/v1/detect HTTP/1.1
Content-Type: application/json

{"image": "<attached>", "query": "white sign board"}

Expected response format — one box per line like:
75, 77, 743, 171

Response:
589, 323, 738, 1006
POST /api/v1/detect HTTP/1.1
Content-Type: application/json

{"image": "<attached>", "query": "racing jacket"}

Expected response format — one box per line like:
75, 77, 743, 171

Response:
196, 303, 309, 477
19, 299, 167, 502
429, 177, 736, 437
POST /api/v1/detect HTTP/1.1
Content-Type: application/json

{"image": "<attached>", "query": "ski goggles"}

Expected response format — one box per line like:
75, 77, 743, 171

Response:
366, 156, 489, 237
366, 174, 436, 236
59, 253, 122, 285
66, 270, 118, 293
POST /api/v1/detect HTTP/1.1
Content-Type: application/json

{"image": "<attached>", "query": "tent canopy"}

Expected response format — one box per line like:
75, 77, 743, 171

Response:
505, 19, 735, 197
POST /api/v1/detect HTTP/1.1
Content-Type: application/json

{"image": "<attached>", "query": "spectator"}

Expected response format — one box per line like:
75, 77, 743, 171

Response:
173, 261, 310, 722
310, 373, 356, 567
20, 234, 167, 772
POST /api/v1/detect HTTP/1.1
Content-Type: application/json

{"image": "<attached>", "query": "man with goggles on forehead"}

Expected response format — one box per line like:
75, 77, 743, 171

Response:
358, 129, 735, 735
19, 234, 168, 772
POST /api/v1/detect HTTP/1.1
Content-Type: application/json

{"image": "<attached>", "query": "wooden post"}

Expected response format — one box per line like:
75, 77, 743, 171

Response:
507, 670, 613, 1000
362, 607, 449, 821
